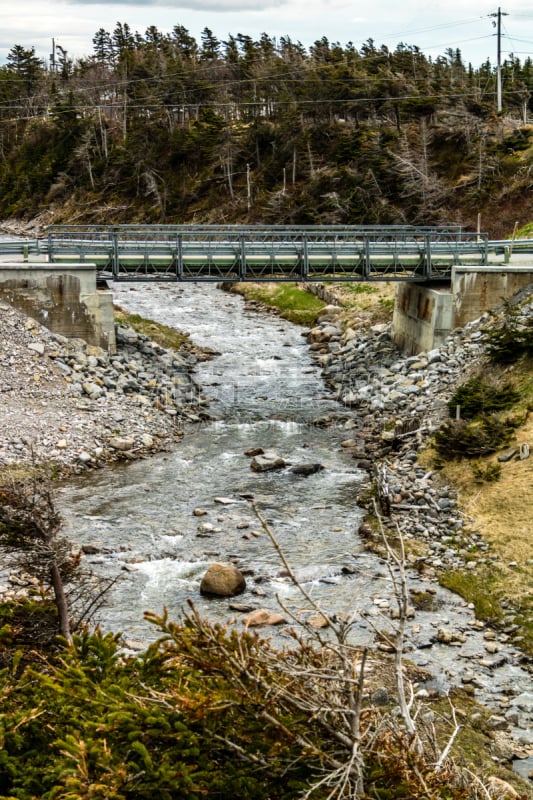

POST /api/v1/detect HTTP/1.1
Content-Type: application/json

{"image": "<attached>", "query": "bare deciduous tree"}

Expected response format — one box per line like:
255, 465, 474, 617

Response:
0, 469, 74, 641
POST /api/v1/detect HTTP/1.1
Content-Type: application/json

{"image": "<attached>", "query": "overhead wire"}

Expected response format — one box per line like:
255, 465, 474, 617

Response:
1, 85, 529, 120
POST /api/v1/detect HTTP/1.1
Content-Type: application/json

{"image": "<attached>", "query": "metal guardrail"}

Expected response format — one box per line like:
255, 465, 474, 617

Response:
0, 238, 45, 257
1, 224, 531, 282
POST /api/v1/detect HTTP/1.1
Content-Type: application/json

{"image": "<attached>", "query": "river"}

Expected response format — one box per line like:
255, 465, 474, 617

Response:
59, 281, 370, 637
57, 281, 533, 750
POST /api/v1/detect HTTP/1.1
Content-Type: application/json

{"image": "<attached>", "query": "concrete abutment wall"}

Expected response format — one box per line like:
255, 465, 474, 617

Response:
392, 266, 533, 354
2, 262, 532, 358
392, 283, 452, 354
0, 263, 116, 353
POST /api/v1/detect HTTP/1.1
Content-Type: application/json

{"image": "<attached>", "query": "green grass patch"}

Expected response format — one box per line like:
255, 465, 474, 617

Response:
439, 569, 503, 622
378, 297, 395, 311
510, 595, 533, 655
114, 307, 192, 351
231, 283, 326, 326
514, 221, 533, 238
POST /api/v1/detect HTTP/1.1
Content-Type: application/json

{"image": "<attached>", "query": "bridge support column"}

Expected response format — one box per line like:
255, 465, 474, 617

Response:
0, 263, 116, 353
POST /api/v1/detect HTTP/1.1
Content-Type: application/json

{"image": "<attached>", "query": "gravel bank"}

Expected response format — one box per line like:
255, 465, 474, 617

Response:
308, 295, 531, 562
0, 298, 209, 474
307, 293, 533, 597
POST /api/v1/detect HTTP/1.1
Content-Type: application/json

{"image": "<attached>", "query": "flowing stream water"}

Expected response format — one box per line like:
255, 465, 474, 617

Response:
57, 282, 532, 749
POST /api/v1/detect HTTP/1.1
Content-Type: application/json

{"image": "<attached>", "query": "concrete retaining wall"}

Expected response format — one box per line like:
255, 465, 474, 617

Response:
392, 265, 533, 354
0, 263, 116, 352
451, 266, 533, 328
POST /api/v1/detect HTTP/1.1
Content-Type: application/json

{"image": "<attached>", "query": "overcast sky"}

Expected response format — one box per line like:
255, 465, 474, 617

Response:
1, 1, 533, 68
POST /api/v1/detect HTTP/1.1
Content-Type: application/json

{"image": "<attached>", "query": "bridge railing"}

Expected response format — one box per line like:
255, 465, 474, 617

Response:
0, 238, 46, 258
47, 223, 465, 240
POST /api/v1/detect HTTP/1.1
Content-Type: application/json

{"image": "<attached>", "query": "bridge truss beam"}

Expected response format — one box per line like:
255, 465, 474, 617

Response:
44, 224, 489, 283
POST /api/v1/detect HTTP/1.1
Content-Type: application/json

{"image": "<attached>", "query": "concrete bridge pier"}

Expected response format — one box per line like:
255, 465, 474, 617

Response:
0, 263, 116, 353
392, 265, 533, 354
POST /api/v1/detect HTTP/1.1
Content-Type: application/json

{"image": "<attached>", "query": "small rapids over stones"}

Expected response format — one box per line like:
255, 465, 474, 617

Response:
58, 282, 532, 754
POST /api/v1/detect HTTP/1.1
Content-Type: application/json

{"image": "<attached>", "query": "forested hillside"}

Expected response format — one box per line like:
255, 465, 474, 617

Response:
1, 24, 533, 235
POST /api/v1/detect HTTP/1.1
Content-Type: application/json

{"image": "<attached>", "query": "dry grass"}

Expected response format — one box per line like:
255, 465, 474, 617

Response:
424, 360, 533, 651
439, 421, 532, 576
329, 282, 397, 327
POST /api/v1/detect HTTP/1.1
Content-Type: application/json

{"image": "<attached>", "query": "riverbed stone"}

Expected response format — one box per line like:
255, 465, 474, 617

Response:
108, 436, 135, 451
289, 463, 324, 476
244, 609, 286, 627
250, 453, 286, 472
214, 496, 241, 505
200, 563, 246, 597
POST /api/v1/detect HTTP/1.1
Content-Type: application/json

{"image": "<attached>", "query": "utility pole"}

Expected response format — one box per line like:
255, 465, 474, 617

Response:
489, 7, 508, 113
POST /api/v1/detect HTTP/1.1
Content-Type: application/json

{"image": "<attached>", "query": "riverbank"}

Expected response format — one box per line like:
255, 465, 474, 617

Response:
307, 291, 533, 640
0, 299, 210, 476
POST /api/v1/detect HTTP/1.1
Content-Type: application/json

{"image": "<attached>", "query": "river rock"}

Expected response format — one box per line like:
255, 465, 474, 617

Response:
487, 714, 510, 731
244, 447, 264, 457
108, 436, 135, 451
307, 613, 329, 628
28, 341, 45, 355
200, 563, 246, 597
197, 522, 221, 533
436, 627, 466, 645
243, 609, 287, 627
250, 452, 286, 472
214, 496, 241, 505
289, 463, 324, 476
370, 687, 390, 706
228, 602, 257, 613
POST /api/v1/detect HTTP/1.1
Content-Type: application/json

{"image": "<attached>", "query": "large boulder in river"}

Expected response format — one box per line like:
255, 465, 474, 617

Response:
200, 563, 246, 597
250, 450, 286, 472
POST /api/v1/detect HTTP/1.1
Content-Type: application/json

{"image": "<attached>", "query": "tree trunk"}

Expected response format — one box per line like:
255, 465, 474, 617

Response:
50, 562, 72, 643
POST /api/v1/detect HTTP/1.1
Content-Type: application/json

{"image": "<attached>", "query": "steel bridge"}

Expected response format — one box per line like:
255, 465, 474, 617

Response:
1, 224, 529, 283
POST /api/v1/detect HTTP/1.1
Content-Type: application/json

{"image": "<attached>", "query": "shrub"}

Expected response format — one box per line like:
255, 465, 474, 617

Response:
447, 376, 520, 420
484, 303, 533, 364
471, 461, 502, 483
434, 415, 515, 459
